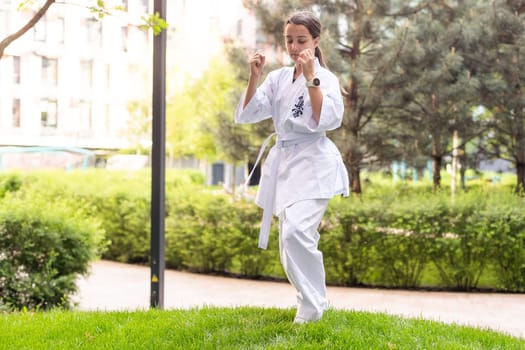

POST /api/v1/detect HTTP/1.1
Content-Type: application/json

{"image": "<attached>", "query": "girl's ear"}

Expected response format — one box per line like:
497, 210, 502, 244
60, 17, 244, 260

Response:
313, 36, 320, 47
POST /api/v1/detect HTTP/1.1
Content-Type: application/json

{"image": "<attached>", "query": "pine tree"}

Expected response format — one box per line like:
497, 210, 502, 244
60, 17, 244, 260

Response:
241, 0, 523, 193
477, 0, 525, 193
381, 0, 483, 190
324, 1, 402, 193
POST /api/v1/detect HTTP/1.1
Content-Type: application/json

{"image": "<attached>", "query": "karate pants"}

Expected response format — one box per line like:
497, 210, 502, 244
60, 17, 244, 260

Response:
278, 198, 329, 321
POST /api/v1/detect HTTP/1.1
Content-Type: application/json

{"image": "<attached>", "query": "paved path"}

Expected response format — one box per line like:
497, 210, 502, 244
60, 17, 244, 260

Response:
75, 260, 525, 339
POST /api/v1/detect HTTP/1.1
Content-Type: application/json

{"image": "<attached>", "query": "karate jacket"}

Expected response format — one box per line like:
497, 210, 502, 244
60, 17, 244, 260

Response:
235, 58, 349, 247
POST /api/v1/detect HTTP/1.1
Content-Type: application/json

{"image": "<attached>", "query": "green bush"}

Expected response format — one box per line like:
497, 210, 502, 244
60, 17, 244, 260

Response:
0, 194, 103, 311
165, 187, 280, 277
0, 173, 22, 198
321, 199, 382, 286
320, 188, 525, 292
480, 199, 525, 292
11, 169, 203, 265
0, 169, 203, 311
229, 199, 277, 278
167, 190, 250, 273
1, 169, 524, 294
94, 192, 151, 263
376, 196, 448, 288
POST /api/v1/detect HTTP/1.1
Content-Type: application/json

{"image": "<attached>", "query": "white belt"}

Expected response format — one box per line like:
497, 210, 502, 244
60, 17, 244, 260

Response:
244, 133, 324, 249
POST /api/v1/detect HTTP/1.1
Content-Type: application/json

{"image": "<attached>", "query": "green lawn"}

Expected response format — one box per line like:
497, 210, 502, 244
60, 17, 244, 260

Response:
1, 307, 523, 349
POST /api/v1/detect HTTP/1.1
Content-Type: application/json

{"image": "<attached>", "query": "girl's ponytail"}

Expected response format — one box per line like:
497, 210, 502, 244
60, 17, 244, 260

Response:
315, 46, 326, 68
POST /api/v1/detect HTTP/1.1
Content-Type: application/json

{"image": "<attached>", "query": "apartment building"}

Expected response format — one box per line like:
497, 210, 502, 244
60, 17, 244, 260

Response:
0, 0, 150, 151
0, 0, 266, 181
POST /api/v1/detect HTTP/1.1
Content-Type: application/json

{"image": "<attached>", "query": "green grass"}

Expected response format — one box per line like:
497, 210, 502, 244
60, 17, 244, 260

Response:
1, 308, 523, 349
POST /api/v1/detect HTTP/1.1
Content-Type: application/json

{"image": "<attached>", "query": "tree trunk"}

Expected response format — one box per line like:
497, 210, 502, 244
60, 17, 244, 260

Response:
459, 162, 466, 190
351, 166, 361, 193
517, 161, 525, 193
343, 148, 362, 194
451, 130, 459, 196
231, 163, 237, 197
512, 46, 525, 193
0, 0, 56, 59
431, 131, 442, 191
514, 116, 525, 192
342, 1, 362, 194
342, 115, 363, 194
514, 109, 525, 193
432, 155, 442, 191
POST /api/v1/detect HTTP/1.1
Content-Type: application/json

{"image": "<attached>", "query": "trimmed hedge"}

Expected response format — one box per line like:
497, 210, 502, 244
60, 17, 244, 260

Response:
321, 190, 525, 292
1, 170, 524, 297
0, 193, 103, 311
166, 189, 277, 277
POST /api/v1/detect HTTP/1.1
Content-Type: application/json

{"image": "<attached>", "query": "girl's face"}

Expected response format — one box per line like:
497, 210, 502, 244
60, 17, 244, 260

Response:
284, 23, 319, 63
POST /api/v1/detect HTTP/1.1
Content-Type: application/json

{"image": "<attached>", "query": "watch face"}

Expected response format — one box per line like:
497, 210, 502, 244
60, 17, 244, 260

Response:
307, 78, 320, 87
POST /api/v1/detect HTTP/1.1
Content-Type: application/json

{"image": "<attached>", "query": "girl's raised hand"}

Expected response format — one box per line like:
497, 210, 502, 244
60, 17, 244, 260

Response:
250, 52, 266, 77
297, 48, 315, 80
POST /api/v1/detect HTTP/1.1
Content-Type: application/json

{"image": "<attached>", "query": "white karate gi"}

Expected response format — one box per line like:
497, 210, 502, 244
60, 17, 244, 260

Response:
235, 58, 349, 321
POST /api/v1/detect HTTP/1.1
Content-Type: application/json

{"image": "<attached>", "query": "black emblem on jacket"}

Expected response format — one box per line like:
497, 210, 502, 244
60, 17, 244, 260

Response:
292, 95, 304, 118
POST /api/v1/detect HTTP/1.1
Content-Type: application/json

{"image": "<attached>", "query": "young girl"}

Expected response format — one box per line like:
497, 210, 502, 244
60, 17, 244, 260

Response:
235, 10, 349, 324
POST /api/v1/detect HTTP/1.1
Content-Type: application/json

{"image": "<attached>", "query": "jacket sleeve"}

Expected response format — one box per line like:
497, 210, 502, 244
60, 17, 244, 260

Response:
285, 71, 344, 133
234, 71, 277, 124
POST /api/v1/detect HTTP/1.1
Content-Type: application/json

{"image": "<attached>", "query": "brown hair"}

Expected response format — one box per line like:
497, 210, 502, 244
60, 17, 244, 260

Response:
285, 11, 326, 67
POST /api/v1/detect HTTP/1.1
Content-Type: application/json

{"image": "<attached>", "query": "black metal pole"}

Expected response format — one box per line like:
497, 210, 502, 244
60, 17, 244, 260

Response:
150, 0, 167, 309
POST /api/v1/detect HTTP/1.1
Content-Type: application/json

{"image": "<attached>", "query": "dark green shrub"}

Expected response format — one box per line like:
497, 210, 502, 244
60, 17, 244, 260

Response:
0, 173, 22, 198
230, 199, 277, 278
95, 192, 151, 263
375, 197, 448, 288
0, 195, 103, 311
2, 169, 524, 293
482, 201, 525, 292
166, 190, 242, 273
374, 233, 431, 288
321, 198, 382, 286
430, 192, 499, 290
15, 169, 203, 266
165, 189, 279, 277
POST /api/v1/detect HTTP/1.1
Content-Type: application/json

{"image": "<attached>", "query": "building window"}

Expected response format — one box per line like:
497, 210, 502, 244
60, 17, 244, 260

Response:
134, 29, 148, 50
83, 18, 102, 48
0, 10, 9, 39
105, 104, 111, 133
236, 19, 242, 37
42, 57, 58, 86
13, 56, 20, 84
79, 101, 92, 130
34, 16, 47, 42
139, 0, 148, 13
209, 16, 220, 35
80, 60, 93, 90
121, 26, 128, 52
41, 99, 58, 128
105, 64, 111, 90
48, 17, 64, 44
12, 98, 21, 128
